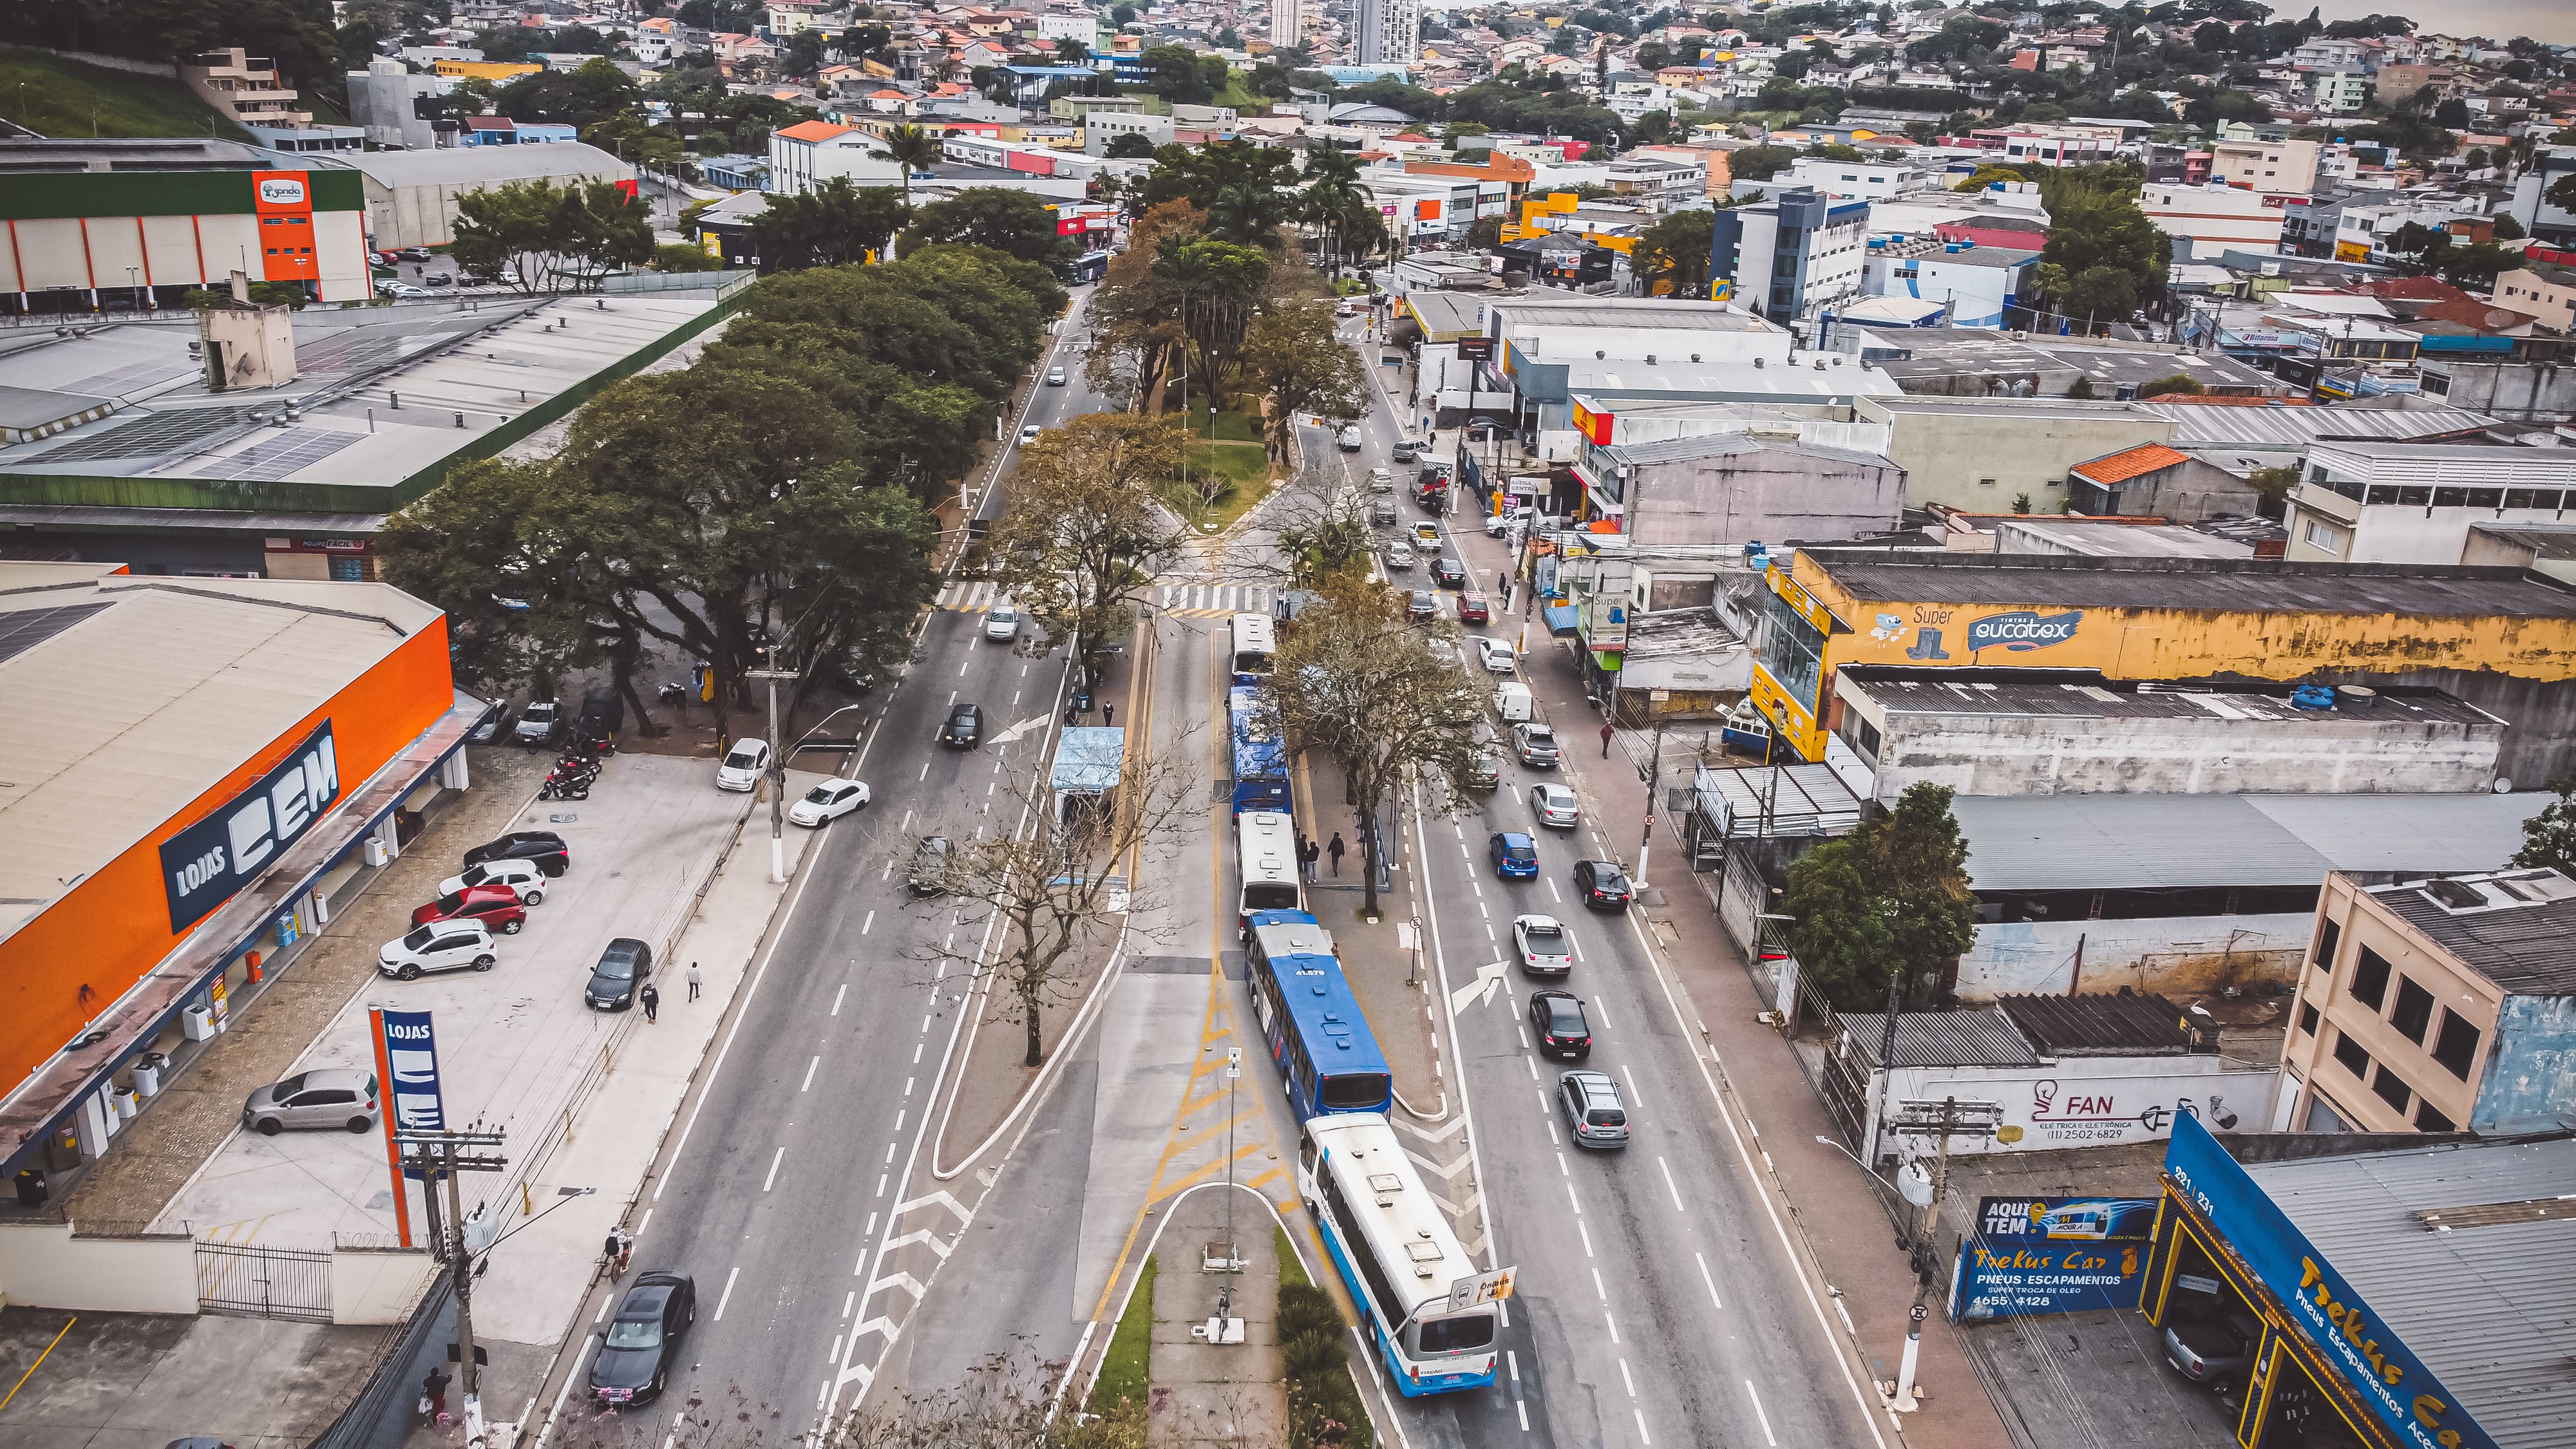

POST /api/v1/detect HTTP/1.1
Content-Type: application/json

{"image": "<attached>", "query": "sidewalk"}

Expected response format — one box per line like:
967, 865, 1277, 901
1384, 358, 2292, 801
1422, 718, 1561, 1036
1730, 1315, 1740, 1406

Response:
1144, 1188, 1287, 1447
1287, 751, 1446, 1119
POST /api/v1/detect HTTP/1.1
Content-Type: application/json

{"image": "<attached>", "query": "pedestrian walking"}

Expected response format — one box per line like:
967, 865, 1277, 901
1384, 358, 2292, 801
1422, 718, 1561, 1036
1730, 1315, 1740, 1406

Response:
686, 962, 702, 1001
1300, 837, 1320, 883
1327, 833, 1346, 876
640, 983, 659, 1023
421, 1366, 452, 1425
1498, 569, 1510, 596
1101, 703, 1113, 726
1600, 721, 1616, 757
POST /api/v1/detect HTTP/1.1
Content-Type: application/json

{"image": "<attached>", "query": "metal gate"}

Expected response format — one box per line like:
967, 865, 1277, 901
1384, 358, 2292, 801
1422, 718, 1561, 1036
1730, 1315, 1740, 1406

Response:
195, 1240, 333, 1322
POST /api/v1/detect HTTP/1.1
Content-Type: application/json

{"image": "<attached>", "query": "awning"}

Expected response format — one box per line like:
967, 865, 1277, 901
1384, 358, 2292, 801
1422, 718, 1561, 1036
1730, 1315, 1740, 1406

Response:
1543, 603, 1579, 634
1590, 650, 1620, 673
1050, 726, 1125, 795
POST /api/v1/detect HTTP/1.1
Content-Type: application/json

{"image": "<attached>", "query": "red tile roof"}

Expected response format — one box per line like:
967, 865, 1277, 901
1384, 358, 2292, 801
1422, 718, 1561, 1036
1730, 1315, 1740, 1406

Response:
2070, 442, 2192, 486
775, 119, 854, 142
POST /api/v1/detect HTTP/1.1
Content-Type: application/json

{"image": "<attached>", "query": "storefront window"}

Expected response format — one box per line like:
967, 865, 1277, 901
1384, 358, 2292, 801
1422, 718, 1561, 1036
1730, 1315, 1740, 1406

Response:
1757, 589, 1825, 717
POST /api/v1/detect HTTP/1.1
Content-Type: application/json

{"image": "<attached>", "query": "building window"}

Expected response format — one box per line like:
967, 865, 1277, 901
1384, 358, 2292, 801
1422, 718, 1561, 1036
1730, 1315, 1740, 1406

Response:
1978, 477, 1996, 488
2350, 945, 2392, 1010
2430, 1009, 2482, 1079
2370, 1065, 2412, 1113
2297, 1001, 2320, 1036
2311, 917, 2340, 971
2414, 1100, 2456, 1132
2331, 1030, 2372, 1080
2389, 976, 2435, 1044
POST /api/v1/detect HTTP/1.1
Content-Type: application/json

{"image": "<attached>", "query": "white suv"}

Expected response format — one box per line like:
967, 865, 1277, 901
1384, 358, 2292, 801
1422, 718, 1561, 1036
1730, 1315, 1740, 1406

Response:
435, 857, 547, 904
985, 601, 1020, 643
379, 918, 497, 980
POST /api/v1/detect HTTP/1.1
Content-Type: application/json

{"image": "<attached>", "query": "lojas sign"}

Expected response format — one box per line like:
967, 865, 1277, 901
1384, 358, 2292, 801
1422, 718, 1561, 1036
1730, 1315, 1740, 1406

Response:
1953, 1195, 2157, 1321
375, 1007, 447, 1180
158, 722, 339, 934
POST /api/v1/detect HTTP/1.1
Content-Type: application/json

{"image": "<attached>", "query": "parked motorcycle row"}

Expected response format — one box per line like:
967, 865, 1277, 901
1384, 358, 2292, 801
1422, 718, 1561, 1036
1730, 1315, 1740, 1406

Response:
540, 737, 612, 800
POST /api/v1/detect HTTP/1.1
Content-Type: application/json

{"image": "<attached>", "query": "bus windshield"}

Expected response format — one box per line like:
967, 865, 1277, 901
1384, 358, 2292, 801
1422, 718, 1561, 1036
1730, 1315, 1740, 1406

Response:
1243, 882, 1302, 913
1320, 1071, 1392, 1111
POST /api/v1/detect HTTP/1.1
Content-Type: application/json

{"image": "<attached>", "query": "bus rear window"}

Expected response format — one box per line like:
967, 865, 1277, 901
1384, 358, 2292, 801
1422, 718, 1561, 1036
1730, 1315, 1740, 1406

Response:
1320, 1072, 1390, 1110
1244, 883, 1302, 911
1417, 1311, 1495, 1354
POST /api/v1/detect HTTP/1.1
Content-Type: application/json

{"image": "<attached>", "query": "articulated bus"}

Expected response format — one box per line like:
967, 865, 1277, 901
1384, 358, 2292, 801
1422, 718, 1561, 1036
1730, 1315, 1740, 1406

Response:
1235, 810, 1303, 936
1300, 1112, 1502, 1397
1228, 612, 1276, 685
1244, 909, 1392, 1121
1228, 685, 1291, 817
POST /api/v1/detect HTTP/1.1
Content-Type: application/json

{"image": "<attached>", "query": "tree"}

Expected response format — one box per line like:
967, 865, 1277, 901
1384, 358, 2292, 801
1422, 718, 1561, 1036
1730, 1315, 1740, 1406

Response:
1251, 449, 1376, 591
1267, 582, 1492, 918
1780, 840, 1893, 1010
2436, 240, 2513, 292
1139, 42, 1219, 104
1728, 144, 1797, 180
1631, 209, 1714, 297
2546, 173, 2576, 214
2431, 96, 2470, 130
653, 240, 724, 271
496, 56, 640, 129
1782, 784, 1975, 1010
983, 413, 1191, 670
1140, 141, 1300, 248
1151, 233, 1271, 405
1238, 301, 1367, 462
2138, 372, 2203, 399
450, 177, 652, 292
1104, 131, 1159, 158
2511, 775, 2576, 876
744, 178, 907, 269
900, 186, 1079, 270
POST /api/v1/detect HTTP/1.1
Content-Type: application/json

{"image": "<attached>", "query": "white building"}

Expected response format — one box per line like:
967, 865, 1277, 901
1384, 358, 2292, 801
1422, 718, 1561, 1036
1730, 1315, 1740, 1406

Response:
768, 119, 900, 194
1859, 238, 2038, 329
2208, 137, 2320, 195
1271, 0, 1303, 48
1712, 187, 1869, 331
2282, 443, 2576, 565
1356, 0, 1419, 64
2139, 181, 2286, 260
1770, 155, 1929, 202
2333, 199, 2490, 265
2313, 70, 2369, 113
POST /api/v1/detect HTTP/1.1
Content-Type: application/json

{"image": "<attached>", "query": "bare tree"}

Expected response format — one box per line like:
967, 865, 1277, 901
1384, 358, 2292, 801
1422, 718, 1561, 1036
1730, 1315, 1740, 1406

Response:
983, 415, 1191, 676
1267, 582, 1490, 917
916, 732, 1201, 1066
1226, 440, 1373, 592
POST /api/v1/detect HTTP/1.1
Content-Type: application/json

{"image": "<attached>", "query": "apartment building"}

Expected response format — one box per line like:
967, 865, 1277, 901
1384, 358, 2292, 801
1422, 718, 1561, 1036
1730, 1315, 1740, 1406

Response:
182, 47, 312, 129
1710, 186, 1868, 328
2208, 137, 2320, 195
2282, 442, 2576, 564
2282, 868, 2576, 1135
2139, 182, 2286, 260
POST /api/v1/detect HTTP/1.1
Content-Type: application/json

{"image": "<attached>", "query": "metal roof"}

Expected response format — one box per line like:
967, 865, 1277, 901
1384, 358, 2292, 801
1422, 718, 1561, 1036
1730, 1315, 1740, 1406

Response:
1842, 672, 2500, 728
1993, 992, 2206, 1056
1692, 762, 1865, 839
1950, 793, 2539, 893
1604, 431, 1896, 471
1835, 1009, 2040, 1068
281, 140, 630, 189
1802, 551, 2576, 620
2372, 880, 2576, 996
2243, 1136, 2576, 1449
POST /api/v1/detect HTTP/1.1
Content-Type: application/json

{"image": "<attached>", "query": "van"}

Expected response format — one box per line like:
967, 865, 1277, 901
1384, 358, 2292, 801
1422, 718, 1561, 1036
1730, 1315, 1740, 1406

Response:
1495, 681, 1533, 723
1338, 426, 1363, 453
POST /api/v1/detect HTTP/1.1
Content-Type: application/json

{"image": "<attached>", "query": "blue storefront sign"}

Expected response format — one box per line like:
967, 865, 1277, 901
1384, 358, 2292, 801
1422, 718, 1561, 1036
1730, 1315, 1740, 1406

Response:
1951, 1195, 2155, 1321
1967, 609, 2083, 654
376, 1007, 446, 1180
2164, 1113, 2496, 1449
158, 720, 339, 933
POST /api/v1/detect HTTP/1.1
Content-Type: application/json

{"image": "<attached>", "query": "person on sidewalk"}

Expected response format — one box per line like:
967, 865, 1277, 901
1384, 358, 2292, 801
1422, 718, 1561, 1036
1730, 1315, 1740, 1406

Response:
1600, 721, 1616, 757
1327, 833, 1346, 876
1499, 569, 1510, 597
1102, 703, 1113, 726
1300, 837, 1320, 883
421, 1366, 452, 1425
686, 962, 701, 1001
640, 983, 659, 1023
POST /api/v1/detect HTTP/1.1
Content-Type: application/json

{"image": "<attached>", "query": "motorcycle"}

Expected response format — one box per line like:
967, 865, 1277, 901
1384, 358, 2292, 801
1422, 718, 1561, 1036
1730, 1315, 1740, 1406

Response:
538, 775, 590, 801
658, 681, 688, 706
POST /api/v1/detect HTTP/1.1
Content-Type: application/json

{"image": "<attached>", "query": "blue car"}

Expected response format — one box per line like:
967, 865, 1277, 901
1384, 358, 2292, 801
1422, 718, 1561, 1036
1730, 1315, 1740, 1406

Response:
1489, 831, 1539, 880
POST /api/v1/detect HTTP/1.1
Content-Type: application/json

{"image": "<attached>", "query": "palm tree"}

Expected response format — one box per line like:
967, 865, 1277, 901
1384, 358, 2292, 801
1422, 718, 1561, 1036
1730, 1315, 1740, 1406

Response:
880, 123, 941, 258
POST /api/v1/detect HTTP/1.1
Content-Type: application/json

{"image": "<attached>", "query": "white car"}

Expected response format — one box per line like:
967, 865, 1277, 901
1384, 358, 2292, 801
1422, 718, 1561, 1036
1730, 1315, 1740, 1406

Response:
1046, 366, 1067, 386
378, 918, 497, 980
716, 737, 770, 791
984, 600, 1020, 642
435, 857, 547, 904
1530, 782, 1579, 829
1368, 467, 1394, 493
1474, 636, 1517, 674
1513, 914, 1572, 976
1485, 506, 1535, 538
1019, 424, 1043, 445
788, 778, 872, 826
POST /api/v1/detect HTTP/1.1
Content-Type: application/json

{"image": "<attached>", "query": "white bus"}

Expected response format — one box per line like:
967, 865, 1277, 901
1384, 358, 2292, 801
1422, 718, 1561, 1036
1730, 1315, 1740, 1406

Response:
1235, 809, 1303, 937
1228, 612, 1275, 684
1299, 1112, 1502, 1397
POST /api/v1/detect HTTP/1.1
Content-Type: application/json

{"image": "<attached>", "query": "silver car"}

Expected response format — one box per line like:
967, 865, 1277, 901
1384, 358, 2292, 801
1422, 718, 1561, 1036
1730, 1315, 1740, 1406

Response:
1558, 1070, 1629, 1148
243, 1068, 381, 1135
1513, 914, 1571, 976
1530, 782, 1578, 829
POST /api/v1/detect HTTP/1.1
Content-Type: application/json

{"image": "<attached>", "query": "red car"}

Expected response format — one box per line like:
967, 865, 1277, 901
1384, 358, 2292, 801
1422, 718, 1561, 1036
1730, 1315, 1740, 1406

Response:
412, 884, 528, 934
1458, 591, 1490, 625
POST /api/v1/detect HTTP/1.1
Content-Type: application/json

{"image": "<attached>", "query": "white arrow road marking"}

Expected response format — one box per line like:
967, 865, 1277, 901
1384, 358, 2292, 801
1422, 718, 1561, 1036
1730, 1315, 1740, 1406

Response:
882, 1228, 954, 1262
1394, 1111, 1474, 1145
846, 1317, 900, 1344
1407, 1148, 1474, 1182
1448, 960, 1511, 1013
987, 713, 1052, 747
895, 1189, 976, 1226
869, 1271, 928, 1302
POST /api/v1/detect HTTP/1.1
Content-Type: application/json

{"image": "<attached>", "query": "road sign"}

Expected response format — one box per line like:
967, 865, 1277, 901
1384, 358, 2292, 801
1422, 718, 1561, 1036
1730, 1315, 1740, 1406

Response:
1448, 960, 1510, 1012
1444, 1266, 1516, 1314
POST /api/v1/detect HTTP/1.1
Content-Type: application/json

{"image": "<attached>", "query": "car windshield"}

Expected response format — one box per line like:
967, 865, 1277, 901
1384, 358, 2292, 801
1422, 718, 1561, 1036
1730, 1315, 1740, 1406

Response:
1596, 869, 1629, 891
437, 892, 467, 911
596, 951, 638, 980
1417, 1311, 1495, 1354
803, 786, 838, 804
271, 1072, 308, 1097
401, 925, 437, 950
526, 703, 557, 719
603, 1315, 663, 1350
1505, 844, 1535, 862
725, 744, 761, 767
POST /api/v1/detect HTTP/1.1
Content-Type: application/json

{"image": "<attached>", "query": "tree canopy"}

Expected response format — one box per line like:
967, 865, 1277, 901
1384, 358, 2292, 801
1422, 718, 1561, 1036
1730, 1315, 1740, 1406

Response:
450, 177, 652, 292
1783, 783, 1976, 1010
898, 186, 1081, 271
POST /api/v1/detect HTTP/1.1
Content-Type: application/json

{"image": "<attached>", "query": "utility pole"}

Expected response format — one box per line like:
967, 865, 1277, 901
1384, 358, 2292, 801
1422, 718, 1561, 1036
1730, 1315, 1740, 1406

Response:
748, 647, 797, 884
1633, 719, 1665, 892
1891, 1095, 1975, 1413
397, 1126, 507, 1446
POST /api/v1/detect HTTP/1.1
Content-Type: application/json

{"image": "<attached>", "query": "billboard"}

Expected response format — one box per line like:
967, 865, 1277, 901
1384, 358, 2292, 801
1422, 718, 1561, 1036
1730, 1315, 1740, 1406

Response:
1952, 1195, 2156, 1321
375, 1006, 447, 1180
158, 721, 340, 933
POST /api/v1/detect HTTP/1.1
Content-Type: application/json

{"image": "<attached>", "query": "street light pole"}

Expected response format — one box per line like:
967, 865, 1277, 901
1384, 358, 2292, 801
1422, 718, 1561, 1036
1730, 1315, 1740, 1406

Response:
747, 648, 798, 884
1634, 720, 1664, 893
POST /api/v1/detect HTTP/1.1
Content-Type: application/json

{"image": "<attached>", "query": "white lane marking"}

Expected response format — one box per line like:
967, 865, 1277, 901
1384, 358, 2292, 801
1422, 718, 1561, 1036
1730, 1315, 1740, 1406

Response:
1593, 1266, 1607, 1302
831, 984, 846, 1016
1518, 1401, 1530, 1432
1592, 998, 1609, 1030
1659, 1156, 1686, 1212
802, 1056, 820, 1091
875, 1173, 887, 1197
881, 858, 893, 882
713, 1265, 741, 1320
895, 1110, 906, 1131
1636, 1410, 1653, 1444
1619, 1358, 1635, 1397
913, 1041, 923, 1063
1525, 1056, 1538, 1081
1546, 878, 1561, 902
1621, 1063, 1643, 1116
763, 1147, 785, 1191
1569, 932, 1584, 963
1579, 1219, 1593, 1256
1697, 1252, 1723, 1309
861, 910, 875, 934
959, 658, 970, 676
918, 761, 929, 781
904, 1077, 915, 1095
593, 1297, 611, 1324
1605, 1310, 1620, 1344
865, 1212, 876, 1237
920, 1014, 932, 1035
1557, 1152, 1569, 1177
1745, 1382, 1778, 1446
885, 1141, 898, 1164
844, 1291, 856, 1319
1507, 1350, 1519, 1383
1565, 1181, 1581, 1216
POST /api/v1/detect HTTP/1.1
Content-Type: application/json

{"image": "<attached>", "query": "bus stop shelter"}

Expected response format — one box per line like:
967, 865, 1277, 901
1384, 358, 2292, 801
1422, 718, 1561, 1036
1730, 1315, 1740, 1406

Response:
1051, 726, 1124, 829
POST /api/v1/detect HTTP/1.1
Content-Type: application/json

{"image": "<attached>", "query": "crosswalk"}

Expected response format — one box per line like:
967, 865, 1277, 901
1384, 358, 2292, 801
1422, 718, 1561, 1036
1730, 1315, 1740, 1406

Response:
934, 580, 1277, 618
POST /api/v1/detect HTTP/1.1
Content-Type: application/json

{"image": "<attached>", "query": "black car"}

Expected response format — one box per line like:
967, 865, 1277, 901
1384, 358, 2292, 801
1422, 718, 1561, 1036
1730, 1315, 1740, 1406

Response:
1572, 859, 1633, 913
462, 830, 570, 877
1431, 555, 1467, 589
591, 1271, 695, 1406
585, 937, 654, 1011
1527, 989, 1593, 1061
940, 703, 984, 749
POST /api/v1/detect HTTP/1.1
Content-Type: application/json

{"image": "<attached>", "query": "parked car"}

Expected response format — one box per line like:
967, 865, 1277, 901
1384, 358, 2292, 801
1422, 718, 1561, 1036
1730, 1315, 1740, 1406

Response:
462, 830, 569, 876
585, 938, 655, 1012
715, 737, 769, 791
242, 1069, 379, 1136
435, 857, 547, 904
1338, 425, 1363, 452
1431, 555, 1467, 589
591, 1271, 696, 1406
1458, 591, 1490, 625
469, 708, 505, 743
377, 918, 497, 980
1513, 914, 1572, 976
1368, 466, 1394, 492
1573, 858, 1633, 913
1485, 506, 1534, 538
2164, 1310, 2262, 1394
1474, 636, 1517, 674
412, 884, 528, 934
1557, 1070, 1629, 1148
1046, 366, 1067, 386
1495, 681, 1533, 722
513, 699, 563, 746
424, 271, 455, 287
1513, 722, 1560, 766
377, 281, 430, 299
940, 703, 984, 749
789, 779, 871, 826
908, 836, 954, 895
398, 246, 435, 262
1530, 782, 1579, 829
1527, 989, 1593, 1061
1406, 590, 1439, 621
1410, 522, 1442, 554
1489, 831, 1539, 880
984, 601, 1020, 643
1381, 545, 1413, 573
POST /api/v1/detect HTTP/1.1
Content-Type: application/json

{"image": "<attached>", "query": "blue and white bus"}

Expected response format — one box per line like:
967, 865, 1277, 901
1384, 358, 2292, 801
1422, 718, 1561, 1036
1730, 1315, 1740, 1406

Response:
1235, 810, 1303, 937
1300, 1112, 1502, 1397
1228, 686, 1290, 817
1228, 612, 1275, 685
1243, 910, 1391, 1121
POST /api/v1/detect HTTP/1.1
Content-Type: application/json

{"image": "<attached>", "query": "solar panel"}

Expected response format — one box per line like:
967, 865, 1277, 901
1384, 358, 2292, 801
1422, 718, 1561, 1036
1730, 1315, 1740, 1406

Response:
29, 407, 252, 464
195, 428, 361, 481
59, 358, 196, 398
0, 601, 113, 666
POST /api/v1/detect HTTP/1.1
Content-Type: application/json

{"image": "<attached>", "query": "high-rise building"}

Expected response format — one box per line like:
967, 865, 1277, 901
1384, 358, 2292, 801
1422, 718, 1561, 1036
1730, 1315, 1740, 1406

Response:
1269, 0, 1301, 50
1354, 0, 1417, 65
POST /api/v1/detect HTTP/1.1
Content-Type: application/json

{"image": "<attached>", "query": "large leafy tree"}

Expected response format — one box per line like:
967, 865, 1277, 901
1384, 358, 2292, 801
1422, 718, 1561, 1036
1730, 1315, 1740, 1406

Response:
495, 57, 638, 129
982, 414, 1189, 670
1238, 301, 1365, 462
744, 177, 909, 270
1085, 200, 1201, 413
1631, 210, 1714, 297
1137, 142, 1299, 248
450, 178, 652, 292
1151, 233, 1271, 404
1781, 782, 1976, 1010
898, 186, 1079, 270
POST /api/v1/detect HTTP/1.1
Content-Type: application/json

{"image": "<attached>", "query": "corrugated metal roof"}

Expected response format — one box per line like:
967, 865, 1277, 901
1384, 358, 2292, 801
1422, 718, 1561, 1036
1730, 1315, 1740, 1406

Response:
1994, 992, 2204, 1055
1835, 1009, 2039, 1068
2139, 400, 2496, 450
2244, 1137, 2576, 1449
2240, 794, 2533, 875
2374, 884, 2576, 995
1953, 793, 2541, 892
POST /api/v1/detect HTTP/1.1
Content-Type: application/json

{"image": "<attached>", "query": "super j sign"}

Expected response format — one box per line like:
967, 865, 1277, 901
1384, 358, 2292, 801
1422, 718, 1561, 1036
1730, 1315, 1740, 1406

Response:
1951, 1195, 2155, 1321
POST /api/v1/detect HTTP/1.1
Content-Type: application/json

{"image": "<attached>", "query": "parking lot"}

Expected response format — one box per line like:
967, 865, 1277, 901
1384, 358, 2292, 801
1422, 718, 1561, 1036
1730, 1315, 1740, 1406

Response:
371, 248, 513, 301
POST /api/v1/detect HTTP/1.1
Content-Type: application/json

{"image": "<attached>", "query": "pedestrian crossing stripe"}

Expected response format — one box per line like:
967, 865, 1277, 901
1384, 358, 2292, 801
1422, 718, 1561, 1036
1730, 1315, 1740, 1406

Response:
935, 581, 1281, 615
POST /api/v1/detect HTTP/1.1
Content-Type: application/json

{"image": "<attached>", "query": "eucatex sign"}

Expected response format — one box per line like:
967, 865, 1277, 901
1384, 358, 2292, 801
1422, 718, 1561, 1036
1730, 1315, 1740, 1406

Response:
158, 722, 340, 933
2164, 1113, 2496, 1449
1967, 609, 2083, 653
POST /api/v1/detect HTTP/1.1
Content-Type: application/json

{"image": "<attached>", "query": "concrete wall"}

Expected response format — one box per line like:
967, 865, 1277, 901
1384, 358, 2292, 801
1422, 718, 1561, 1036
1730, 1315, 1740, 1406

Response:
2470, 991, 2576, 1134
330, 1244, 437, 1325
1629, 444, 1904, 546
2311, 666, 2576, 796
1955, 913, 2312, 999
1860, 399, 2174, 513
2422, 360, 2576, 424
1864, 710, 2506, 803
0, 1222, 198, 1314
1862, 1054, 2280, 1154
2105, 459, 2264, 523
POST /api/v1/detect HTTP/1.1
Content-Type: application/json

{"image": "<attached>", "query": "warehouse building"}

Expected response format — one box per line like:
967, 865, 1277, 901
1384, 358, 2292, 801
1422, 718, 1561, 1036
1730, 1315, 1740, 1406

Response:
1, 159, 375, 312
277, 142, 632, 251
